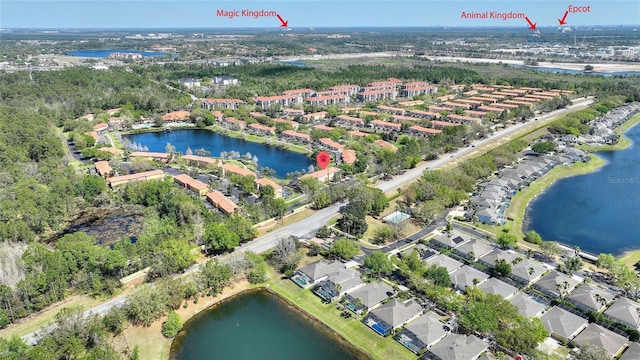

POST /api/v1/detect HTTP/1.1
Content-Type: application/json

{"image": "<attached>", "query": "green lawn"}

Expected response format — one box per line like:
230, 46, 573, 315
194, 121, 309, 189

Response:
505, 155, 605, 240
267, 269, 416, 360
207, 126, 310, 154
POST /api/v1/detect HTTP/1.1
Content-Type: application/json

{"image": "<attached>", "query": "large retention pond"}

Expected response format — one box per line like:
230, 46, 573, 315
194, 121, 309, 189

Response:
170, 290, 363, 360
124, 129, 314, 178
524, 122, 640, 256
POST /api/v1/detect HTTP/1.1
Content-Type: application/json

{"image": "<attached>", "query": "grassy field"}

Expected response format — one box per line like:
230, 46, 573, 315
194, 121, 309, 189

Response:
266, 267, 415, 360
505, 155, 605, 240
619, 250, 640, 268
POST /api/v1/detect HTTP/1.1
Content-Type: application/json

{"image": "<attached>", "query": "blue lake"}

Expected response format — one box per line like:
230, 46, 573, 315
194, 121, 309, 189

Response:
124, 129, 313, 178
524, 122, 640, 256
170, 290, 363, 360
66, 49, 167, 58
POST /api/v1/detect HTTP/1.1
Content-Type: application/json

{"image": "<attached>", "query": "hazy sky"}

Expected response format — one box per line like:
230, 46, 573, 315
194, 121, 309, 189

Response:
1, 0, 639, 29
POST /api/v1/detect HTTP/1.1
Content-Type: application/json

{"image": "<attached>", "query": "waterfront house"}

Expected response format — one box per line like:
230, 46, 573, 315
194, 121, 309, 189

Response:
509, 293, 547, 318
313, 267, 364, 302
604, 297, 640, 330
573, 323, 628, 358
425, 254, 464, 274
567, 284, 615, 313
540, 306, 588, 341
162, 111, 190, 122
450, 266, 489, 291
220, 163, 255, 178
343, 281, 395, 314
300, 167, 340, 183
248, 123, 275, 135
364, 299, 423, 336
426, 333, 488, 360
396, 311, 447, 354
206, 190, 238, 214
254, 178, 283, 198
107, 169, 165, 188
478, 278, 518, 300
291, 260, 346, 289
174, 174, 209, 196
181, 154, 221, 168
532, 270, 581, 298
221, 116, 246, 130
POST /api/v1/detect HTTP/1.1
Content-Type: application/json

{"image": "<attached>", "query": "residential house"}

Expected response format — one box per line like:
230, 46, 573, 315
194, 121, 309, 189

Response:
475, 208, 503, 226
254, 178, 283, 198
94, 123, 109, 133
567, 284, 615, 313
212, 75, 239, 86
282, 88, 315, 99
306, 94, 350, 107
400, 82, 438, 98
300, 167, 340, 183
84, 131, 98, 142
509, 293, 547, 318
478, 249, 521, 269
162, 111, 190, 122
220, 163, 255, 178
174, 174, 209, 196
182, 154, 220, 168
107, 169, 165, 187
313, 267, 364, 302
453, 239, 494, 261
396, 311, 447, 354
478, 278, 518, 300
282, 108, 305, 119
291, 260, 346, 289
604, 297, 640, 330
301, 111, 328, 123
248, 123, 275, 135
407, 109, 441, 119
341, 149, 357, 165
573, 323, 628, 359
221, 117, 246, 130
371, 119, 402, 132
272, 117, 299, 130
313, 124, 334, 132
431, 121, 461, 129
177, 78, 200, 88
357, 89, 398, 102
450, 266, 490, 291
430, 232, 472, 250
94, 161, 112, 177
349, 130, 370, 138
509, 258, 547, 286
318, 138, 345, 152
201, 98, 244, 110
377, 105, 405, 115
446, 114, 481, 125
375, 139, 398, 152
335, 115, 365, 129
619, 342, 640, 360
343, 281, 395, 314
364, 299, 423, 336
206, 191, 238, 214
255, 95, 301, 109
281, 130, 311, 144
425, 254, 464, 274
533, 270, 581, 298
129, 151, 171, 163
329, 84, 360, 96
426, 333, 489, 360
540, 306, 589, 341
407, 125, 441, 138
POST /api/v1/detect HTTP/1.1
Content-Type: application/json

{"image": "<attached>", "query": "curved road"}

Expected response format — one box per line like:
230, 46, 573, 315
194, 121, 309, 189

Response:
21, 98, 593, 345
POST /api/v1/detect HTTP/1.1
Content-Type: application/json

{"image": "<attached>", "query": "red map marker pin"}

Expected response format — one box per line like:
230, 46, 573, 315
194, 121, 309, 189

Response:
316, 151, 330, 170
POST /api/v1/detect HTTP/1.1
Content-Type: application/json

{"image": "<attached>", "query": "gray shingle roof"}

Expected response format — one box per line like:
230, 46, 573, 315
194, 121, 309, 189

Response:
573, 323, 628, 358
370, 299, 423, 328
402, 311, 448, 348
426, 254, 463, 274
604, 297, 640, 330
533, 270, 581, 297
326, 267, 364, 294
509, 293, 547, 318
347, 281, 394, 309
478, 249, 520, 268
540, 306, 588, 340
510, 258, 547, 285
454, 239, 494, 260
427, 333, 489, 360
297, 260, 344, 283
450, 265, 490, 291
567, 284, 615, 312
619, 342, 640, 360
478, 278, 519, 299
431, 231, 472, 249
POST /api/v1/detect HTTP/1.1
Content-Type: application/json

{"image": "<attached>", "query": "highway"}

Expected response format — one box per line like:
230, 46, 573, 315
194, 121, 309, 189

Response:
21, 98, 593, 345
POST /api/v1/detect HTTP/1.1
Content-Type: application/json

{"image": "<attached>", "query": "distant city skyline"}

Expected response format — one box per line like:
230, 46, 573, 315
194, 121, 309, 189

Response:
1, 1, 639, 29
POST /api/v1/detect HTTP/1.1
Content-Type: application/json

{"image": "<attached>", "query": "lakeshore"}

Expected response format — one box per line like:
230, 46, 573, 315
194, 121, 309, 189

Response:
508, 113, 640, 259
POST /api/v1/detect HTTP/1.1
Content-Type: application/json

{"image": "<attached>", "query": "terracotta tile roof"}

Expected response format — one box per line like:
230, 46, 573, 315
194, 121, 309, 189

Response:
97, 147, 123, 155
162, 111, 190, 121
336, 115, 364, 124
341, 149, 357, 164
108, 169, 164, 185
249, 123, 275, 132
174, 174, 209, 192
221, 163, 255, 177
371, 119, 401, 130
206, 191, 238, 214
106, 108, 121, 115
375, 139, 398, 152
432, 120, 461, 128
93, 123, 109, 131
302, 111, 327, 120
319, 138, 345, 151
300, 167, 340, 181
408, 125, 442, 134
182, 154, 220, 165
130, 151, 170, 159
94, 161, 112, 176
447, 114, 481, 123
254, 177, 282, 191
84, 131, 98, 140
282, 130, 311, 141
314, 125, 334, 131
349, 130, 370, 137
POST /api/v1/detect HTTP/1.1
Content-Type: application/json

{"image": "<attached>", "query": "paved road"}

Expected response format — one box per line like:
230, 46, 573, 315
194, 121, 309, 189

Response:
21, 99, 593, 345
